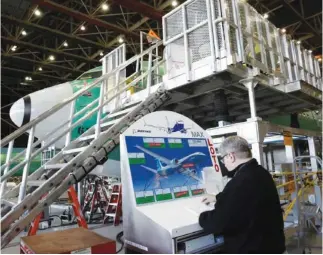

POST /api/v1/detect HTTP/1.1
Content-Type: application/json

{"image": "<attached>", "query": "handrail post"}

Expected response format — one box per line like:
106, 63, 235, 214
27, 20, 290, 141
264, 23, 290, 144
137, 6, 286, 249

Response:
95, 81, 105, 139
65, 100, 75, 146
147, 50, 153, 96
0, 141, 14, 197
18, 126, 35, 203
114, 70, 121, 109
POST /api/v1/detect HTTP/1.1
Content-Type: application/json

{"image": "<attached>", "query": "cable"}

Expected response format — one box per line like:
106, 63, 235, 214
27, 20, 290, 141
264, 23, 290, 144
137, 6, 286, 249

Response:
116, 231, 124, 254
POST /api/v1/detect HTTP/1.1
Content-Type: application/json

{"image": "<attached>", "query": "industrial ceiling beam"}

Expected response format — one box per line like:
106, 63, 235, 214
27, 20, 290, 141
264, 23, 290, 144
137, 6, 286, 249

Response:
2, 67, 70, 81
1, 54, 84, 75
1, 14, 109, 49
112, 0, 163, 22
33, 0, 140, 41
1, 36, 100, 64
282, 0, 321, 38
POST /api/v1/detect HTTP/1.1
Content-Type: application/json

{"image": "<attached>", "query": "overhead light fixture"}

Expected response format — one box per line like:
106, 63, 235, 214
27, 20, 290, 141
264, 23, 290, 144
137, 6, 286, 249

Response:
100, 51, 104, 56
281, 28, 286, 34
11, 45, 17, 51
263, 13, 269, 19
118, 37, 124, 43
49, 55, 55, 61
80, 25, 86, 31
172, 0, 178, 7
21, 30, 27, 36
63, 41, 68, 47
296, 40, 301, 45
318, 58, 322, 62
308, 50, 313, 54
25, 76, 32, 81
20, 82, 29, 86
34, 9, 41, 17
38, 67, 43, 71
101, 3, 109, 11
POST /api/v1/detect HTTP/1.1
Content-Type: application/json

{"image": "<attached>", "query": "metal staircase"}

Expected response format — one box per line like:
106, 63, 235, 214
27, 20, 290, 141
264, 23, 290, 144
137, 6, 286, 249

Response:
0, 41, 171, 248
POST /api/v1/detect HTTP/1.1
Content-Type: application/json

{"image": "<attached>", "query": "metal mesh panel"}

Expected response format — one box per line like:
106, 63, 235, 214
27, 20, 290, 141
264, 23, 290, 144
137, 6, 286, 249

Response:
273, 53, 281, 73
186, 0, 207, 29
213, 0, 225, 50
253, 39, 261, 62
238, 3, 247, 31
229, 26, 238, 56
166, 37, 185, 74
248, 6, 258, 35
261, 22, 268, 46
225, 0, 235, 24
265, 49, 273, 72
188, 24, 211, 63
269, 24, 278, 53
165, 10, 183, 40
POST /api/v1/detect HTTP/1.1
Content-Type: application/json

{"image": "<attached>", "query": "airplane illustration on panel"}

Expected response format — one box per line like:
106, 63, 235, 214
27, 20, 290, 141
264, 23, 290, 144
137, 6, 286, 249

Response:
135, 145, 205, 188
143, 117, 193, 134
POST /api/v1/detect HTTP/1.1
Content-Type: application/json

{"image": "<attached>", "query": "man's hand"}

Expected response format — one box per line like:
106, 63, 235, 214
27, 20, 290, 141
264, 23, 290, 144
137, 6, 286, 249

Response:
202, 194, 216, 206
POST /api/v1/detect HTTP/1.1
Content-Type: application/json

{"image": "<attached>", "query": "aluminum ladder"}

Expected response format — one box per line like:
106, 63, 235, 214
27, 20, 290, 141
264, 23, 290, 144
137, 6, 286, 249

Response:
0, 41, 171, 248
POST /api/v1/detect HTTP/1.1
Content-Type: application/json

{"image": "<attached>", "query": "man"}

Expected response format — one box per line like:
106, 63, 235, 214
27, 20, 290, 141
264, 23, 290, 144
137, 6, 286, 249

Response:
199, 136, 286, 253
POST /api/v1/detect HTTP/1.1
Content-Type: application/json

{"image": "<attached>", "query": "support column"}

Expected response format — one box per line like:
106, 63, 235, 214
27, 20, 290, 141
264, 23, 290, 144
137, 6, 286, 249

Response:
251, 142, 264, 166
308, 136, 318, 171
239, 78, 262, 121
267, 145, 274, 171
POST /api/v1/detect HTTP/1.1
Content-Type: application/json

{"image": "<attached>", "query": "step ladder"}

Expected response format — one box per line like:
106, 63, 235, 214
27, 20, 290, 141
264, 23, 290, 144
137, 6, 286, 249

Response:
0, 40, 170, 248
82, 176, 109, 223
28, 186, 88, 236
104, 184, 122, 226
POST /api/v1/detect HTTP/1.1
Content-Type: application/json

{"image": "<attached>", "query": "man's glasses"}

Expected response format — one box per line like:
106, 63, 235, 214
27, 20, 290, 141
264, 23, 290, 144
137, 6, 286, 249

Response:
220, 152, 235, 164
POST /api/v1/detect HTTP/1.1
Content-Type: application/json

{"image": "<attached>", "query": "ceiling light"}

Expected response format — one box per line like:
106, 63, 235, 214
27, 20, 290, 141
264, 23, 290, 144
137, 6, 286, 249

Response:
49, 55, 55, 61
34, 9, 41, 17
118, 37, 124, 43
100, 51, 104, 56
80, 25, 86, 31
101, 3, 109, 11
172, 0, 178, 7
11, 45, 17, 51
318, 58, 322, 62
308, 50, 313, 54
38, 67, 43, 71
63, 41, 68, 47
281, 28, 286, 34
263, 13, 269, 19
25, 76, 32, 81
296, 40, 301, 45
21, 30, 27, 36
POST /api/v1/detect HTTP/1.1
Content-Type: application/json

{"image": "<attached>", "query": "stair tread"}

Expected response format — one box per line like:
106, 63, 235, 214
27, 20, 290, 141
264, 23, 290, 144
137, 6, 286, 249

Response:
108, 106, 136, 119
122, 100, 141, 109
44, 163, 67, 169
63, 146, 88, 155
78, 134, 96, 141
100, 119, 120, 128
27, 180, 46, 186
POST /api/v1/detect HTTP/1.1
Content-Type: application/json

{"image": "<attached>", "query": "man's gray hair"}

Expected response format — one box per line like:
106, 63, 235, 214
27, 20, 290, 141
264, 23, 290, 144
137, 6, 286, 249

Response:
219, 136, 252, 159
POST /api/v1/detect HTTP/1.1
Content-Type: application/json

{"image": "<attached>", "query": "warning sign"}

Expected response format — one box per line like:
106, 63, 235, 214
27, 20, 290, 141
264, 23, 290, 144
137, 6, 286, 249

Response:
146, 29, 160, 44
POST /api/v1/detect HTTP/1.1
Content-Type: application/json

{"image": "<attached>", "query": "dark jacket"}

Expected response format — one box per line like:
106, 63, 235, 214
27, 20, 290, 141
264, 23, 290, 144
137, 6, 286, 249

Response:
199, 159, 285, 253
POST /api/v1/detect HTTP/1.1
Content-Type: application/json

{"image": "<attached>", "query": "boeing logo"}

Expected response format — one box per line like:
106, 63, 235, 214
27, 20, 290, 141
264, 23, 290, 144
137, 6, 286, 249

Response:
133, 129, 152, 134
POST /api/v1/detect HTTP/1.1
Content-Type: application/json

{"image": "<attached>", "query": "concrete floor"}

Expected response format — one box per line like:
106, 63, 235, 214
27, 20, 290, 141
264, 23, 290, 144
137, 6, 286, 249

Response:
1, 223, 125, 254
2, 224, 321, 254
286, 230, 322, 254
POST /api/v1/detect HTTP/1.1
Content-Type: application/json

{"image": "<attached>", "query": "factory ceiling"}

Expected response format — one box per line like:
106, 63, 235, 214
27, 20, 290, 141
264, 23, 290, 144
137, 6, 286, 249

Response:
1, 0, 322, 140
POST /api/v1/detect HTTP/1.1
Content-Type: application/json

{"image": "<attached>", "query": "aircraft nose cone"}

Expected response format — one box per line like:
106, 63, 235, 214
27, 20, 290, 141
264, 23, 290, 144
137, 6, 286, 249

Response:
9, 96, 31, 127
